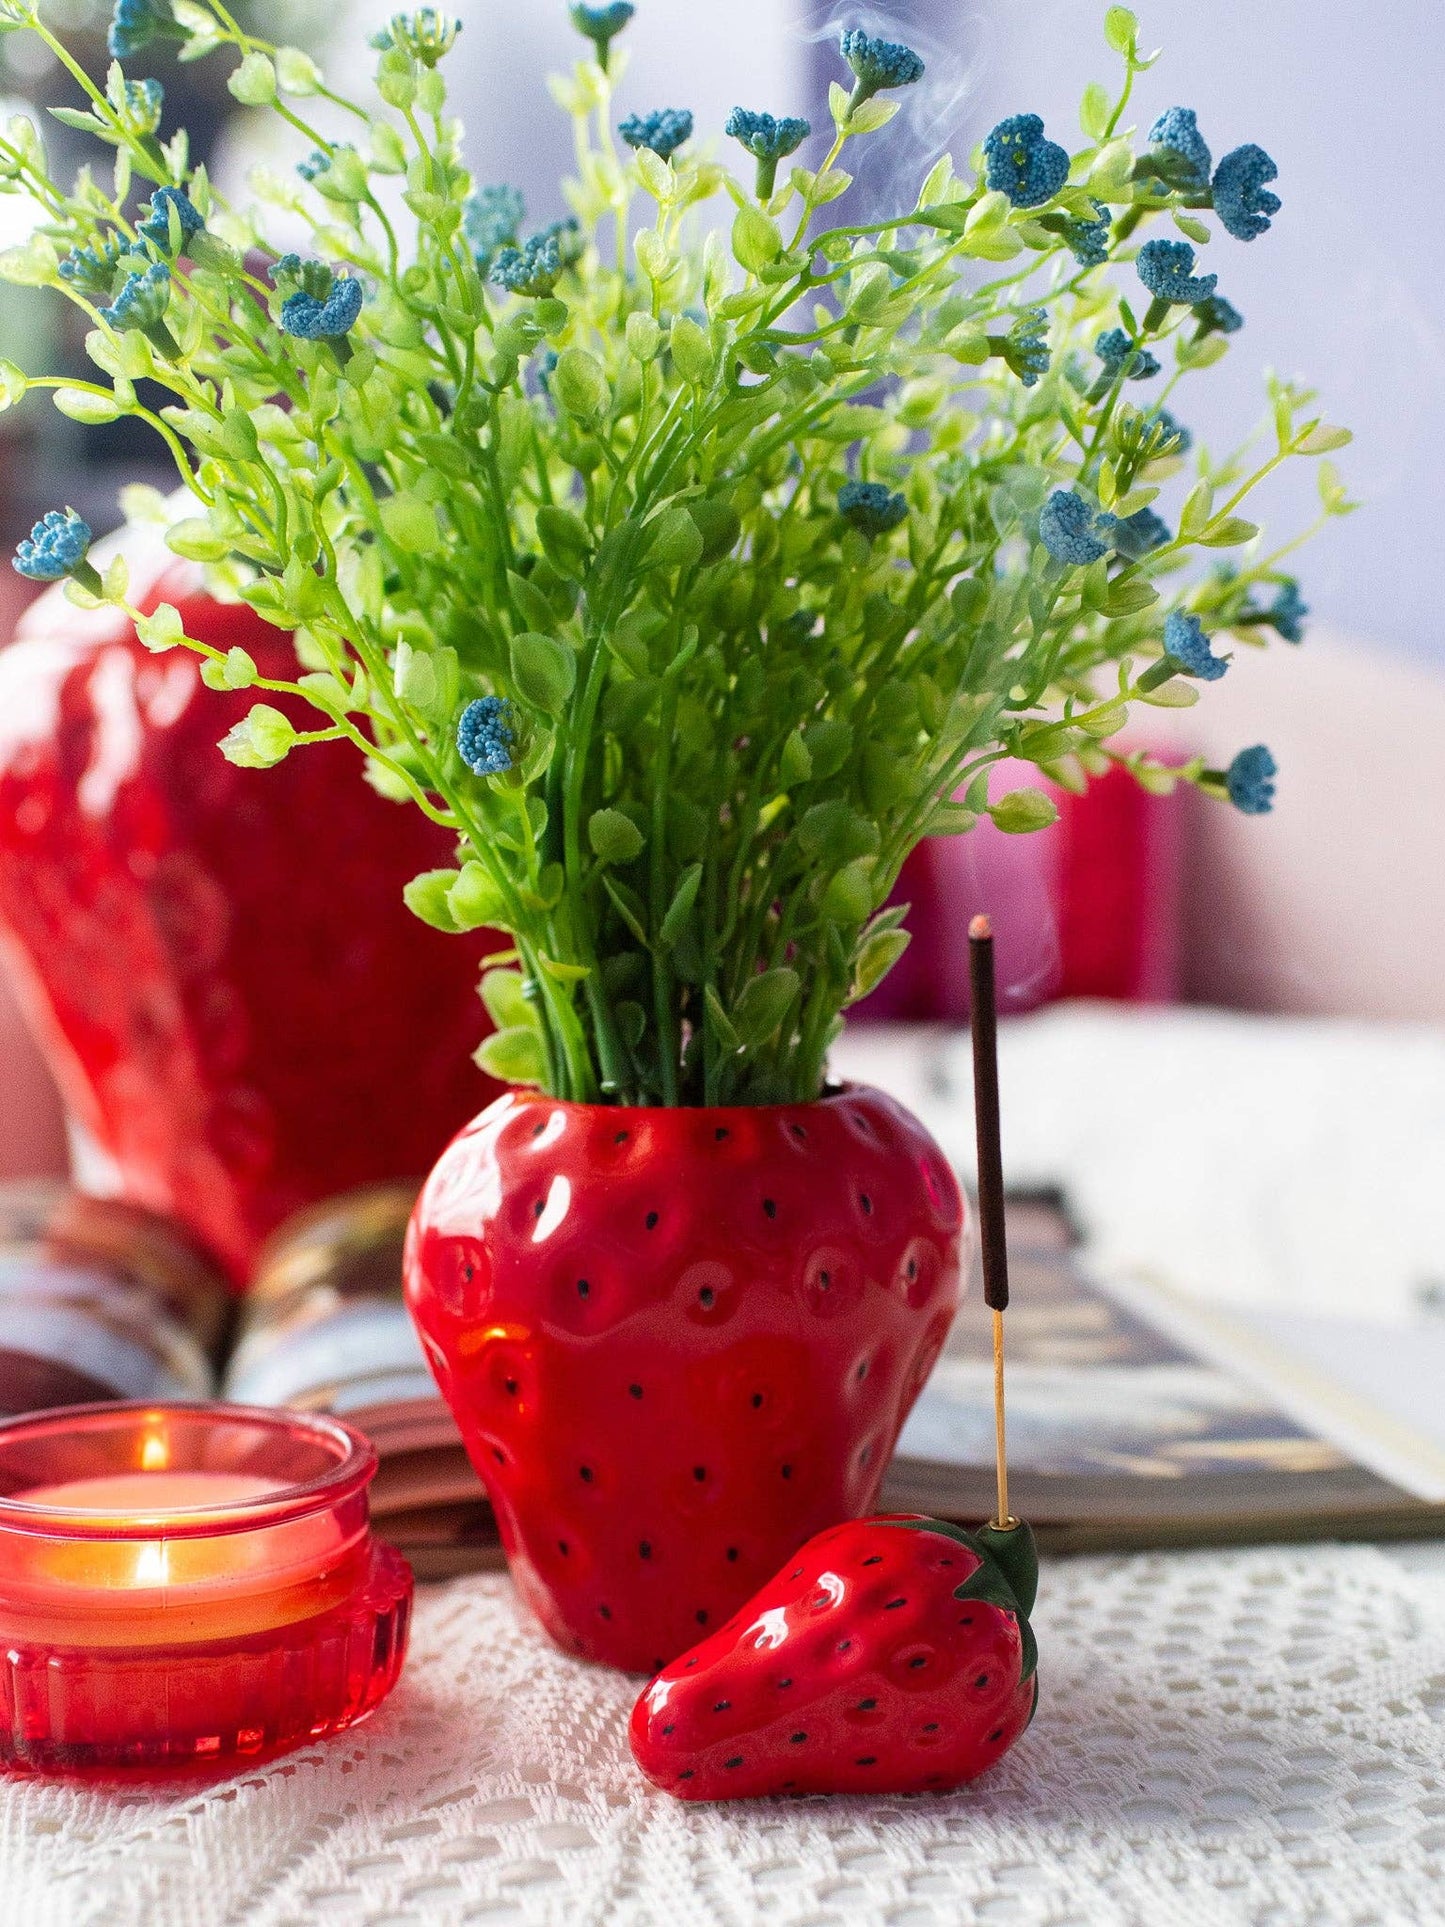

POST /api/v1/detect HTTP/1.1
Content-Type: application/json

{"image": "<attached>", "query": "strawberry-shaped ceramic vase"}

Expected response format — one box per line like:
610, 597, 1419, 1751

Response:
404, 1087, 965, 1672
629, 1512, 1038, 1798
0, 522, 497, 1280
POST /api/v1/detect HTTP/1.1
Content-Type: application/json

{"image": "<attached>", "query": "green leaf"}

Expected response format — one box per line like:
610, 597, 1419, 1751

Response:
730, 967, 800, 1046
552, 347, 609, 421
732, 202, 782, 274
227, 51, 277, 106
1294, 423, 1352, 455
275, 45, 322, 95
0, 359, 26, 411
927, 800, 978, 835
535, 504, 592, 576
603, 875, 649, 944
379, 493, 441, 555
538, 954, 591, 983
821, 858, 875, 923
1178, 478, 1214, 539
1103, 580, 1159, 617
1199, 516, 1259, 548
403, 868, 463, 932
989, 787, 1059, 834
1136, 679, 1200, 708
643, 503, 704, 572
852, 927, 911, 1000
659, 862, 702, 948
475, 1025, 546, 1086
588, 807, 644, 864
52, 385, 123, 425
1173, 212, 1211, 244
704, 985, 741, 1052
846, 96, 899, 136
1079, 81, 1111, 141
447, 862, 509, 931
135, 602, 185, 652
779, 729, 812, 786
200, 646, 257, 691
510, 631, 576, 715
670, 313, 715, 386
480, 967, 532, 1031
1104, 5, 1138, 55
798, 799, 878, 866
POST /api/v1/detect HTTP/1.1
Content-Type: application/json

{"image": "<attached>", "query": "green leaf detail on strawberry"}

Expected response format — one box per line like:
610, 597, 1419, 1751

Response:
628, 1511, 1040, 1800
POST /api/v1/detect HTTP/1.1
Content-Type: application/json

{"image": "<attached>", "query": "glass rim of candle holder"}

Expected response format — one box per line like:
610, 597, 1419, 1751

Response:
0, 1400, 412, 1774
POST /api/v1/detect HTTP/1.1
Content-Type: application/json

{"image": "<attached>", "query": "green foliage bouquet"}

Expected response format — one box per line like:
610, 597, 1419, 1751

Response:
0, 1, 1352, 1107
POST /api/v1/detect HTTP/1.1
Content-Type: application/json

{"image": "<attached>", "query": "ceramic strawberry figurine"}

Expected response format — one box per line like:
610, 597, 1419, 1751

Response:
629, 1512, 1038, 1799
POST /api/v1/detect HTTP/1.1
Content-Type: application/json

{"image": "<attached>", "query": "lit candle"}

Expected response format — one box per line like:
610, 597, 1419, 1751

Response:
0, 1402, 412, 1772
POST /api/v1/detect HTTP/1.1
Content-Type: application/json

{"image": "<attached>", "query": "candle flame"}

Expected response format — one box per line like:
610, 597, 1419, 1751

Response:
140, 1429, 169, 1472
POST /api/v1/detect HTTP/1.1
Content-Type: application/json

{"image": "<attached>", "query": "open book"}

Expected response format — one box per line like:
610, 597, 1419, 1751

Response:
5, 1178, 1444, 1577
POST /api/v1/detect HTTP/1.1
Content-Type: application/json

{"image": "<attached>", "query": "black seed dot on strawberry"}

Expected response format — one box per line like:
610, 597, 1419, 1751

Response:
679, 1770, 694, 1780
859, 1446, 871, 1467
790, 1569, 802, 1579
789, 1731, 807, 1745
859, 1194, 874, 1218
778, 1678, 792, 1689
532, 1120, 546, 1138
599, 1605, 612, 1620
639, 1541, 652, 1559
714, 1127, 729, 1141
645, 1211, 659, 1230
781, 1464, 793, 1479
922, 1722, 939, 1733
629, 1383, 643, 1399
579, 1465, 593, 1482
988, 1728, 1003, 1743
856, 1757, 877, 1766
819, 1271, 831, 1289
781, 1780, 796, 1791
751, 1392, 764, 1409
960, 1615, 974, 1625
862, 1555, 882, 1566
726, 1547, 739, 1562
614, 1130, 629, 1144
662, 1724, 674, 1736
838, 1639, 852, 1653
856, 1360, 868, 1380
577, 1278, 590, 1298
685, 1657, 698, 1668
492, 1447, 504, 1465
504, 1378, 518, 1395
558, 1540, 569, 1555
696, 1610, 708, 1625
976, 1674, 990, 1689
762, 1198, 777, 1219
693, 1466, 707, 1482
857, 1698, 877, 1711
885, 1597, 907, 1610
534, 1200, 545, 1218
699, 1286, 715, 1308
909, 1656, 927, 1669
907, 1258, 918, 1280
713, 1700, 730, 1712
653, 1659, 663, 1672
462, 1261, 474, 1283
790, 1123, 807, 1140
724, 1757, 743, 1769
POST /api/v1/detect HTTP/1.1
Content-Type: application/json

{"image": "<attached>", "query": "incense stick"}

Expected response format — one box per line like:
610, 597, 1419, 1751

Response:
969, 914, 1016, 1530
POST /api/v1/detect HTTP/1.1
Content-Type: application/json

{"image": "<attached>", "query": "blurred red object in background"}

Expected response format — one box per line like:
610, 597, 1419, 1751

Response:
0, 524, 498, 1283
856, 760, 1182, 1022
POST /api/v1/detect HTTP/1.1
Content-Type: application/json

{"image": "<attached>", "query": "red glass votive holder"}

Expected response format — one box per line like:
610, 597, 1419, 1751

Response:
0, 1402, 412, 1773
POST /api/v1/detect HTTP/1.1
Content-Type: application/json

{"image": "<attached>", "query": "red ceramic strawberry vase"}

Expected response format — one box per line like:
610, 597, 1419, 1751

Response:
404, 1085, 965, 1673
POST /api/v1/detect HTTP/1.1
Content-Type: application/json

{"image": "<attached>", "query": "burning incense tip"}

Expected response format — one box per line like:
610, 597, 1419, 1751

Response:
969, 913, 992, 941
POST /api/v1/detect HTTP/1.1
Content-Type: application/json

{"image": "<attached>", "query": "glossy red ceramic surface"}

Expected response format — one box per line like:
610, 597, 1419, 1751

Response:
629, 1513, 1037, 1799
0, 526, 497, 1280
0, 1401, 412, 1772
404, 1086, 966, 1673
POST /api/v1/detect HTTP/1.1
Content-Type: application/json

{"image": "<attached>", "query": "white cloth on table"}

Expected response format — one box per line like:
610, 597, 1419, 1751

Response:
7, 1544, 1445, 1926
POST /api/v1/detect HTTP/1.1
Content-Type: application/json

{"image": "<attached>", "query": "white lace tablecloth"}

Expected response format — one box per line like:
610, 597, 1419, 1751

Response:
7, 1545, 1445, 1926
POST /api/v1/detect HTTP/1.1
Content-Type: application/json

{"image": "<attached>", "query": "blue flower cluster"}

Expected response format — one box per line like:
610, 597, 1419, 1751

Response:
280, 275, 364, 340
1136, 238, 1217, 306
101, 262, 171, 333
297, 150, 330, 183
1213, 143, 1280, 242
1194, 294, 1244, 336
1065, 200, 1112, 269
1147, 106, 1212, 190
1164, 609, 1228, 681
463, 184, 525, 266
115, 76, 164, 137
1098, 506, 1171, 559
839, 29, 925, 99
490, 233, 563, 298
1004, 308, 1050, 388
1267, 579, 1308, 642
535, 217, 583, 269
1096, 329, 1160, 381
137, 186, 203, 256
725, 108, 811, 165
457, 696, 516, 776
982, 114, 1069, 209
838, 481, 907, 537
59, 234, 140, 301
108, 0, 178, 60
1226, 744, 1277, 814
569, 2, 634, 68
1148, 408, 1193, 456
1039, 490, 1109, 566
12, 509, 93, 584
619, 109, 693, 161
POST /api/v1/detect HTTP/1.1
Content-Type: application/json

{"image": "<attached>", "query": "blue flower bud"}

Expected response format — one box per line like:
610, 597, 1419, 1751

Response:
569, 2, 634, 70
59, 233, 144, 301
463, 184, 525, 265
838, 480, 907, 537
1136, 237, 1217, 306
12, 508, 93, 584
114, 77, 164, 137
1097, 506, 1171, 558
1147, 407, 1193, 456
108, 0, 180, 60
1096, 328, 1160, 380
1163, 609, 1227, 680
1003, 307, 1050, 387
983, 114, 1069, 209
280, 275, 364, 339
1147, 106, 1212, 190
1267, 579, 1307, 642
457, 695, 516, 776
1225, 744, 1277, 814
1064, 199, 1111, 269
101, 261, 172, 332
725, 108, 811, 165
619, 109, 693, 161
490, 233, 563, 298
369, 10, 463, 65
297, 150, 330, 183
136, 186, 203, 256
1039, 490, 1109, 566
1193, 294, 1244, 336
534, 217, 584, 269
839, 28, 925, 99
1212, 143, 1280, 242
